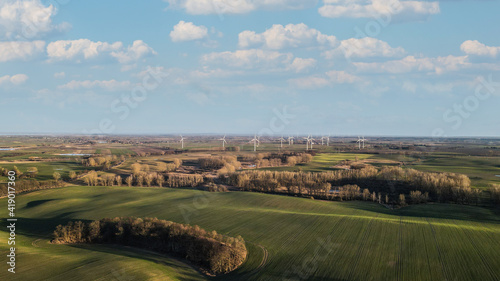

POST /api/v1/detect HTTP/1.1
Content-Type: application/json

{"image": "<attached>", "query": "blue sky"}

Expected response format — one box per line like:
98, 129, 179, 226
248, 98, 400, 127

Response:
1, 0, 499, 136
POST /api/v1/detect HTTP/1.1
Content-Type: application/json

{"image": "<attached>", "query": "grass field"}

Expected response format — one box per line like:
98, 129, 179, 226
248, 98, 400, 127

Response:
0, 161, 87, 182
407, 154, 500, 188
1, 186, 499, 281
261, 153, 374, 172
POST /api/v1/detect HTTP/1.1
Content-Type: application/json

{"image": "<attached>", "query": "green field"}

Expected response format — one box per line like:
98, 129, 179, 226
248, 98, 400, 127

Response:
1, 186, 499, 281
0, 161, 87, 182
261, 153, 374, 172
408, 154, 500, 188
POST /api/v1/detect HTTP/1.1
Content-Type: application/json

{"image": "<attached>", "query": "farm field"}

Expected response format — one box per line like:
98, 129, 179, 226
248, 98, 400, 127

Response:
1, 186, 499, 281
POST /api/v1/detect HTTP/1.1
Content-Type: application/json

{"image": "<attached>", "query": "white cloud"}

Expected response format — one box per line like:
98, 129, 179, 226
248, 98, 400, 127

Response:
289, 76, 330, 89
170, 21, 208, 42
165, 0, 316, 15
288, 57, 317, 73
201, 49, 294, 69
0, 74, 28, 85
289, 70, 359, 89
323, 37, 405, 59
325, 70, 360, 83
0, 40, 45, 62
239, 23, 337, 49
460, 40, 500, 57
110, 40, 156, 64
53, 71, 65, 78
0, 0, 70, 39
58, 79, 132, 91
354, 55, 469, 74
319, 0, 440, 21
190, 67, 243, 78
47, 39, 155, 63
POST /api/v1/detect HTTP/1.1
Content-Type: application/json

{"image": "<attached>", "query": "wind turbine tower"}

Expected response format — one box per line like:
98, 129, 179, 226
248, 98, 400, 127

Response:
356, 136, 366, 150
180, 135, 185, 149
219, 135, 227, 150
249, 135, 260, 152
278, 136, 285, 148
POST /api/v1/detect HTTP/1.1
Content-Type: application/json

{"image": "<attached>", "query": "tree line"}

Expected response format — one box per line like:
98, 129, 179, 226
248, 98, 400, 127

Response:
52, 217, 247, 275
0, 179, 64, 197
82, 170, 204, 188
225, 166, 482, 205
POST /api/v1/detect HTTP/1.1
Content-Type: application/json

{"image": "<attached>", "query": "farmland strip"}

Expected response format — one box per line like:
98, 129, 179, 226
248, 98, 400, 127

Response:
346, 215, 378, 281
427, 218, 451, 281
457, 223, 499, 281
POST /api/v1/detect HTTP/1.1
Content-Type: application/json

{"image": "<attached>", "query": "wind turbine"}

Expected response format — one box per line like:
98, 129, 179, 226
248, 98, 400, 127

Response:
288, 136, 294, 145
179, 135, 185, 149
321, 136, 326, 146
356, 136, 366, 150
219, 135, 227, 149
278, 136, 286, 148
303, 136, 310, 150
249, 135, 260, 152
304, 135, 315, 150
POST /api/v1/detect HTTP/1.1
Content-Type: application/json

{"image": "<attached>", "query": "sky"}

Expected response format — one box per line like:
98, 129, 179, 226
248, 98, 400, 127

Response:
0, 0, 499, 137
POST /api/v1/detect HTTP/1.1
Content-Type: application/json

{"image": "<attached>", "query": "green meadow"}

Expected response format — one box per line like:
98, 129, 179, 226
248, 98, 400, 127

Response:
1, 186, 499, 281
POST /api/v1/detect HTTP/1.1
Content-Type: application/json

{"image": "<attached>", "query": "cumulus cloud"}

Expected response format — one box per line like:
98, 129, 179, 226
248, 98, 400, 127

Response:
289, 70, 359, 89
325, 70, 360, 83
47, 39, 122, 62
164, 0, 316, 15
58, 79, 132, 91
170, 21, 208, 42
0, 74, 28, 85
0, 40, 45, 62
238, 23, 337, 49
202, 49, 317, 74
354, 55, 469, 74
319, 0, 440, 21
110, 40, 157, 64
460, 40, 500, 57
323, 37, 405, 59
46, 39, 155, 63
0, 0, 70, 39
202, 49, 293, 69
288, 57, 317, 73
190, 67, 243, 78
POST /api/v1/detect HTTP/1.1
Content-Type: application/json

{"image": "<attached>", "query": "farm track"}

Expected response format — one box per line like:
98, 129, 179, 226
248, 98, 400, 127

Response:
254, 244, 269, 273
427, 218, 451, 281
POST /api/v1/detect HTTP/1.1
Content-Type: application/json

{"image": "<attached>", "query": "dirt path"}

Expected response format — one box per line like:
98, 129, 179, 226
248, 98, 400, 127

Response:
32, 238, 43, 248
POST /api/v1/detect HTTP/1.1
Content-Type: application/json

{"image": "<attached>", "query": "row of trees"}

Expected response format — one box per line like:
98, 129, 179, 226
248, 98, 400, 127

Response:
226, 166, 481, 205
131, 159, 182, 174
52, 217, 247, 275
249, 152, 313, 168
82, 171, 204, 188
0, 179, 64, 197
82, 155, 125, 170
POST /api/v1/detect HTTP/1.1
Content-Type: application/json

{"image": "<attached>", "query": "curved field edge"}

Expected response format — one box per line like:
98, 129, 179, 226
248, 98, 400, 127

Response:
1, 186, 500, 281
